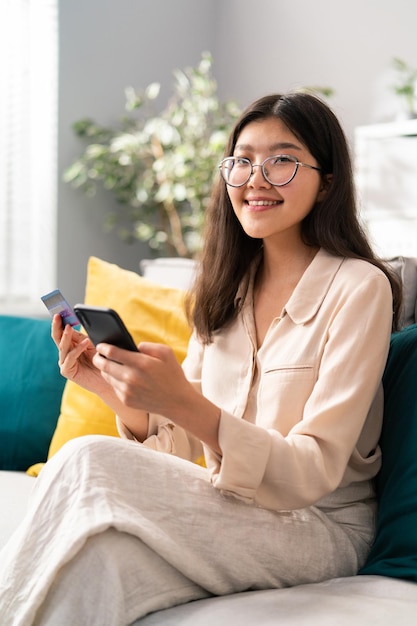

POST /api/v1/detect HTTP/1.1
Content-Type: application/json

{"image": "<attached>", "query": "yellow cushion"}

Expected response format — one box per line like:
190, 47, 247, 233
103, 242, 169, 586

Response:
27, 257, 191, 476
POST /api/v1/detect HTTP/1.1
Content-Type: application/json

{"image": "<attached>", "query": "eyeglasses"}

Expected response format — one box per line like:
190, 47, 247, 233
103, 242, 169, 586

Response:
218, 154, 321, 188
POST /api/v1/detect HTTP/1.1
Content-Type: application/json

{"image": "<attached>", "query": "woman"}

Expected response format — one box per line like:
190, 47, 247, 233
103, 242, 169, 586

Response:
0, 93, 402, 625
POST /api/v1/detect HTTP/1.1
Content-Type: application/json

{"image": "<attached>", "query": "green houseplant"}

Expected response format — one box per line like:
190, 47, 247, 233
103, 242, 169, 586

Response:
392, 57, 417, 118
63, 53, 240, 258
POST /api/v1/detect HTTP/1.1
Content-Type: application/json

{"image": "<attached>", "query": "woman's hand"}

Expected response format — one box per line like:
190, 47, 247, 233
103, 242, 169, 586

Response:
51, 314, 107, 394
93, 342, 221, 451
52, 314, 150, 439
92, 342, 188, 415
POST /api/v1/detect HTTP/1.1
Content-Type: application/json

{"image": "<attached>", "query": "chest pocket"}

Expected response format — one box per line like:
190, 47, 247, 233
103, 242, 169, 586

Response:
258, 364, 315, 434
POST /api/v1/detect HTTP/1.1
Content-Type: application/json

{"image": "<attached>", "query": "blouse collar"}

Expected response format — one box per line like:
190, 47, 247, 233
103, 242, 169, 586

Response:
235, 248, 345, 325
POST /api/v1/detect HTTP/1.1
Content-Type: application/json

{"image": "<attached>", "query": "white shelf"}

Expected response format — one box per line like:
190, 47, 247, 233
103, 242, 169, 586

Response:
354, 120, 417, 258
355, 118, 417, 139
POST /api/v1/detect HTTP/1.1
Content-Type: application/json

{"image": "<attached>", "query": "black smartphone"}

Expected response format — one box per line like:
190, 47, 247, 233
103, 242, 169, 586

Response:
41, 289, 80, 327
73, 304, 139, 352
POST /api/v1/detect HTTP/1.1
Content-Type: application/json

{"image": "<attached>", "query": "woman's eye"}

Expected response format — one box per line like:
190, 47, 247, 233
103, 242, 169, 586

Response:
271, 156, 292, 165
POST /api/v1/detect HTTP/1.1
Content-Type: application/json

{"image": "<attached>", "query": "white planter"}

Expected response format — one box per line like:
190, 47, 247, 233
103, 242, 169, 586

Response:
139, 257, 198, 290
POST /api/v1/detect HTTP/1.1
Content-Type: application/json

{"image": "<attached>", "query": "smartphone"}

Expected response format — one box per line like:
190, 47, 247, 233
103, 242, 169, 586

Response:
73, 304, 139, 352
41, 289, 80, 327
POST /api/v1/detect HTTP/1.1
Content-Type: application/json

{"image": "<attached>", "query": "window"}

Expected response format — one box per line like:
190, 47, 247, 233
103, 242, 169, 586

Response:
0, 0, 58, 313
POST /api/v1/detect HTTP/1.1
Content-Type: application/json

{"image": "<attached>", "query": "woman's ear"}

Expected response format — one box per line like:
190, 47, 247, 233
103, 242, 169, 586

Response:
317, 174, 333, 201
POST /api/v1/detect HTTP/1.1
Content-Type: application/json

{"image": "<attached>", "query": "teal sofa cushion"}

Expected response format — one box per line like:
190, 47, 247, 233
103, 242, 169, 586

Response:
359, 324, 417, 581
0, 315, 65, 471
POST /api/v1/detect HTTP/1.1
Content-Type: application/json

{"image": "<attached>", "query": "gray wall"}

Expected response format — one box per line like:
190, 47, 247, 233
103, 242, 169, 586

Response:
58, 0, 217, 304
58, 0, 417, 305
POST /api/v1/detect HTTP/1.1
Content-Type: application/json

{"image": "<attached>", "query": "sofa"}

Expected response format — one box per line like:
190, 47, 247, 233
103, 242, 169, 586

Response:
1, 255, 417, 624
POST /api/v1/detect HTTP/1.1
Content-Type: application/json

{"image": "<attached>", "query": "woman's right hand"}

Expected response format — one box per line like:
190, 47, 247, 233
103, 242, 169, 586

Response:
51, 314, 108, 394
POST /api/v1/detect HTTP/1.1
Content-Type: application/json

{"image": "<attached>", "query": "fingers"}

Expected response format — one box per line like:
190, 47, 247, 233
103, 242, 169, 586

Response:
94, 343, 142, 367
57, 324, 72, 366
59, 338, 90, 371
51, 314, 64, 346
52, 315, 86, 349
56, 322, 90, 372
92, 342, 186, 415
136, 342, 173, 361
93, 343, 149, 388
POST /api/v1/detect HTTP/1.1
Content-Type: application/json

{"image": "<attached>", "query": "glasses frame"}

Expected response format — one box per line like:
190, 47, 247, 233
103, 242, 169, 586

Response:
218, 154, 322, 188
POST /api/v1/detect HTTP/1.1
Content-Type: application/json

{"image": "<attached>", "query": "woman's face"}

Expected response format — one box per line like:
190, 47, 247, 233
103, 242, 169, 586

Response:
227, 117, 326, 246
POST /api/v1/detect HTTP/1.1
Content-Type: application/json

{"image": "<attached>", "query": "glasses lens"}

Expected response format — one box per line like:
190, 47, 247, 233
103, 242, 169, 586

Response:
220, 157, 251, 187
263, 155, 297, 185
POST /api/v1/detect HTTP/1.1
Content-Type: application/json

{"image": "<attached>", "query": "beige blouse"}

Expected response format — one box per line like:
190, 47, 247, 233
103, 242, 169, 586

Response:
119, 249, 393, 512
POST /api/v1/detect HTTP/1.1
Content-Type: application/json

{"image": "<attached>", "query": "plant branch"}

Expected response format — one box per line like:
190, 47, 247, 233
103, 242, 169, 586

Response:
150, 135, 189, 258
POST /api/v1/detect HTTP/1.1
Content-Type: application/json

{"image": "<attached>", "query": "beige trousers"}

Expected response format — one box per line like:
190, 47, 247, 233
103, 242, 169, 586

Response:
0, 435, 376, 625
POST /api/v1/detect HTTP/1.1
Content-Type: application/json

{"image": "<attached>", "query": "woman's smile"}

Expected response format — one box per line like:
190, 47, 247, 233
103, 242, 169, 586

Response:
245, 198, 283, 209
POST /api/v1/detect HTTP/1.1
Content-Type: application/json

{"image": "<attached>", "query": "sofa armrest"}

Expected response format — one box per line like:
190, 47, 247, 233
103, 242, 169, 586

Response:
0, 471, 35, 549
387, 256, 417, 328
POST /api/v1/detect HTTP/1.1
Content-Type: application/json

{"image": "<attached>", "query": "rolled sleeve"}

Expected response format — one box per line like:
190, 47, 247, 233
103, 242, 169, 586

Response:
204, 410, 272, 502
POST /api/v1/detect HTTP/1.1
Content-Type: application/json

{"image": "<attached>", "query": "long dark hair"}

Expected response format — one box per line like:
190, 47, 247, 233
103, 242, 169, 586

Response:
188, 92, 402, 342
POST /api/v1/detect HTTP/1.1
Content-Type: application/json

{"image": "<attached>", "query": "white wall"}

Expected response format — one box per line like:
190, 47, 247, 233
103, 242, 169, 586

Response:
58, 0, 417, 304
215, 0, 417, 141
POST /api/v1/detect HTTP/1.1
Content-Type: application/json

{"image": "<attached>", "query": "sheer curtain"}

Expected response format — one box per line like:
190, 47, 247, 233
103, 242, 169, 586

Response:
0, 0, 58, 313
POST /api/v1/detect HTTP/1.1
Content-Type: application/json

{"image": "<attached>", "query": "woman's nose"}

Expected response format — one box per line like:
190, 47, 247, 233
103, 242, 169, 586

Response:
248, 164, 270, 187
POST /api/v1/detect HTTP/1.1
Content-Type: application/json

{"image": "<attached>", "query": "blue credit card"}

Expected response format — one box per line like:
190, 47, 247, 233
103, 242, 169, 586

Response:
40, 289, 80, 327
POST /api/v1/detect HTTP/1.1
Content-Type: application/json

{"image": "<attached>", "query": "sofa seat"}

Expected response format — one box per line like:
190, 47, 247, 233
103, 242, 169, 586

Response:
138, 575, 417, 625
